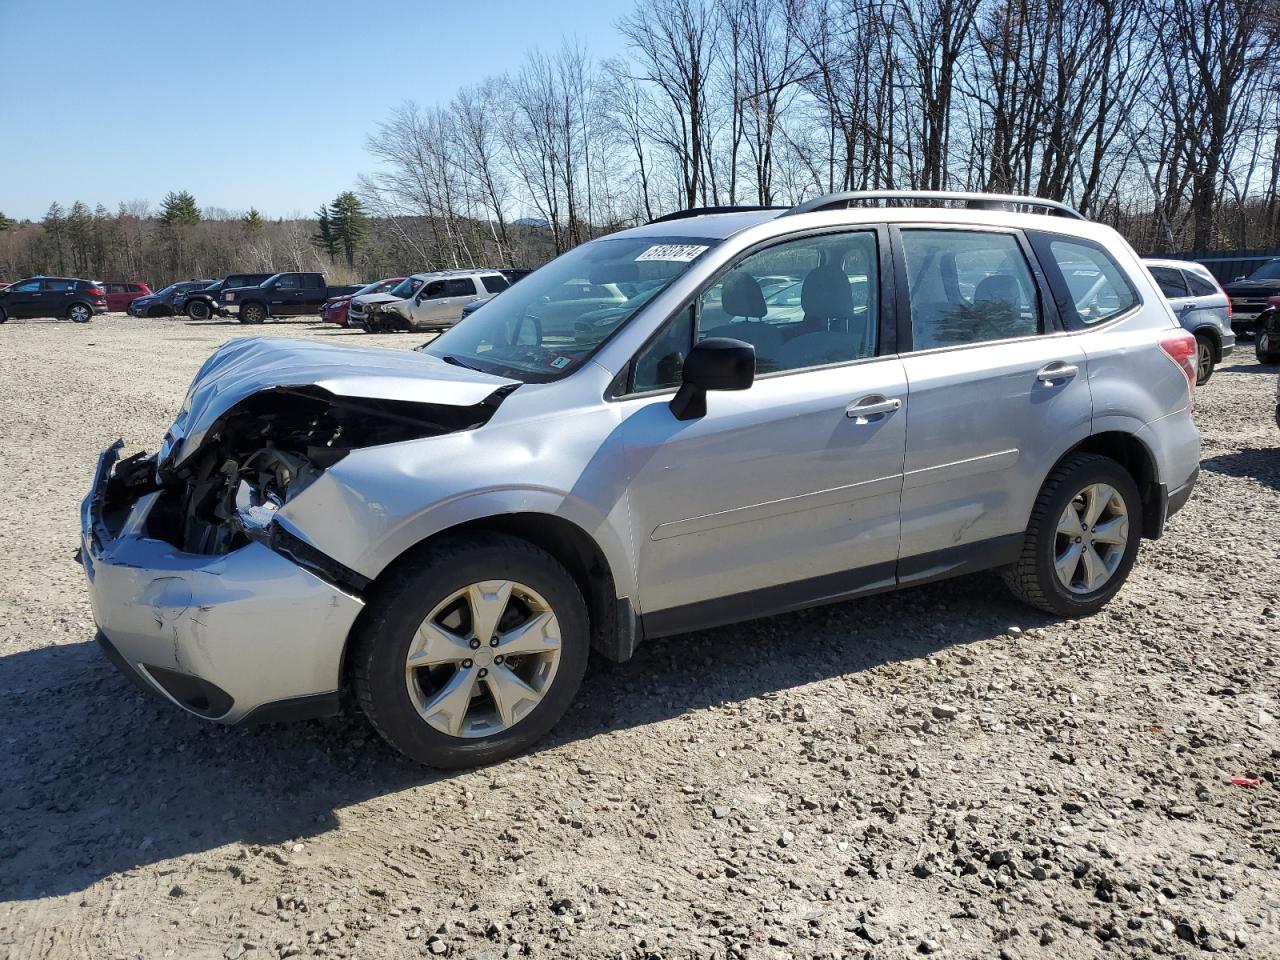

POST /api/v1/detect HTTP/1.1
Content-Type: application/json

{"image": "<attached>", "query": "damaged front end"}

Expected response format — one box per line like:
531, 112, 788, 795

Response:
137, 384, 513, 578
81, 338, 521, 723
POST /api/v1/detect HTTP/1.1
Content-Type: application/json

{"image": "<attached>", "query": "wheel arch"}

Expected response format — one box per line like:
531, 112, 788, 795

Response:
339, 511, 635, 697
1051, 430, 1161, 540
1190, 323, 1222, 361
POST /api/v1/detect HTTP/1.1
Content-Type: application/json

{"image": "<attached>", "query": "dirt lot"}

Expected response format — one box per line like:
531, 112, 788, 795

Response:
0, 314, 1277, 960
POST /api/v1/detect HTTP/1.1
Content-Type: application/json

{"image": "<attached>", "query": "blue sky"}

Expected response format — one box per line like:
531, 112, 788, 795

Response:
0, 0, 629, 221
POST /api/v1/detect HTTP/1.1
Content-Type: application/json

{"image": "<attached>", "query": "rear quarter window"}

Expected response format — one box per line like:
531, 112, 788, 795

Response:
1029, 233, 1139, 329
1185, 272, 1219, 298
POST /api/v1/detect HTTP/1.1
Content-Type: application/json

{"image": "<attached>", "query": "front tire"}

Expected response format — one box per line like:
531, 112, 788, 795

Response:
239, 302, 267, 325
352, 534, 590, 768
0, 306, 7, 324
68, 303, 92, 323
1003, 454, 1142, 617
1257, 329, 1280, 364
187, 300, 212, 321
1194, 334, 1214, 385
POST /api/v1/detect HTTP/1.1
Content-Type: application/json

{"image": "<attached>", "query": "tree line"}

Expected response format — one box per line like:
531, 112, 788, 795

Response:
2, 0, 1278, 286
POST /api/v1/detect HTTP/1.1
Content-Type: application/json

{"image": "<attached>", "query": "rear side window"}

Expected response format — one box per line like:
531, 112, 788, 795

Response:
444, 278, 477, 297
45, 279, 75, 292
1185, 272, 1219, 297
1032, 235, 1138, 328
481, 274, 510, 294
900, 229, 1041, 349
1148, 266, 1188, 299
303, 274, 323, 289
129, 283, 144, 292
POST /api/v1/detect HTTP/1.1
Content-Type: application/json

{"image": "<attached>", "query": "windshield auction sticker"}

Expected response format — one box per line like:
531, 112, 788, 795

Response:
634, 244, 710, 263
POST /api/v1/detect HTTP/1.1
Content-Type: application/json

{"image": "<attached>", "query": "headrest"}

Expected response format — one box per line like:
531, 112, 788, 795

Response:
721, 271, 767, 319
974, 273, 1020, 305
801, 264, 855, 318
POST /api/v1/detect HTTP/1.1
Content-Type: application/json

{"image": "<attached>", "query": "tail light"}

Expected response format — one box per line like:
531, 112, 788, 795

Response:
1207, 274, 1232, 319
87, 285, 105, 296
1160, 328, 1197, 408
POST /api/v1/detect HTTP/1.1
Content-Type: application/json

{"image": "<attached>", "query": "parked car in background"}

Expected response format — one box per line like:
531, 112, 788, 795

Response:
1222, 259, 1280, 338
220, 272, 365, 324
0, 276, 107, 322
102, 281, 151, 313
176, 274, 275, 320
128, 280, 216, 318
82, 191, 1200, 768
323, 277, 406, 327
1255, 296, 1280, 364
348, 275, 428, 330
1142, 258, 1234, 384
456, 268, 534, 324
0, 282, 12, 291
370, 269, 510, 332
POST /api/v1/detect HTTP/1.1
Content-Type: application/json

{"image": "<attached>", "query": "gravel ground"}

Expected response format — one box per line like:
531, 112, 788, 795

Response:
0, 314, 1277, 960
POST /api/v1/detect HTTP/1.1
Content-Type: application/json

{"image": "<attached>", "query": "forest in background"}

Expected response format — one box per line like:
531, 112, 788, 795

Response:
2, 0, 1278, 287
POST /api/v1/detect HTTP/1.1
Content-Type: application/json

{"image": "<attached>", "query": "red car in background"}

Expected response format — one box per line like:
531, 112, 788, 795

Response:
322, 277, 405, 326
103, 281, 151, 312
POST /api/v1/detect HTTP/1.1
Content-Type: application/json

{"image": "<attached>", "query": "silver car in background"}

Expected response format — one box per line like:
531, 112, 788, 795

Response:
81, 191, 1201, 768
1143, 258, 1235, 384
375, 269, 511, 333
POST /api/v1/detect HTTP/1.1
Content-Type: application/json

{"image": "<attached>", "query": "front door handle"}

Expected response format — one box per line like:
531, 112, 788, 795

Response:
1037, 362, 1079, 384
846, 396, 902, 420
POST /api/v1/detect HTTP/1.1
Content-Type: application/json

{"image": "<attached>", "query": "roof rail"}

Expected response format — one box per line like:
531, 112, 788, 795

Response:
784, 190, 1086, 221
647, 205, 787, 225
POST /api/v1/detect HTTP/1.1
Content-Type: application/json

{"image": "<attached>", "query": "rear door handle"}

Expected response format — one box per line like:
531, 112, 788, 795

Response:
1037, 362, 1079, 384
846, 397, 902, 420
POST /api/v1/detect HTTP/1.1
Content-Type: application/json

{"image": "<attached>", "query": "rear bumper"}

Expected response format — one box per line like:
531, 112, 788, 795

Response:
81, 442, 363, 724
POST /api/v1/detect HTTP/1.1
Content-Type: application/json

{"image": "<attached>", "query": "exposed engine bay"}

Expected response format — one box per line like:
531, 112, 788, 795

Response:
102, 384, 515, 558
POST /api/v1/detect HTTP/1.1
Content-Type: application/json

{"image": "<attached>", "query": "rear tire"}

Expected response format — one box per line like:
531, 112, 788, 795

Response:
352, 534, 590, 768
67, 303, 92, 323
239, 302, 267, 325
1194, 334, 1214, 385
1257, 329, 1280, 364
0, 307, 7, 324
187, 300, 211, 321
1002, 453, 1142, 617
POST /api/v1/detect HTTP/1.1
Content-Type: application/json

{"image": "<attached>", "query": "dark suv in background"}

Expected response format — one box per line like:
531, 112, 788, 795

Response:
128, 280, 216, 318
175, 274, 275, 320
0, 277, 108, 323
1222, 259, 1280, 338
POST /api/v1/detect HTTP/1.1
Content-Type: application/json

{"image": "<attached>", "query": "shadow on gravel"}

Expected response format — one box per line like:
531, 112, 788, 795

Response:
0, 573, 1048, 901
1201, 447, 1280, 490
1217, 362, 1276, 373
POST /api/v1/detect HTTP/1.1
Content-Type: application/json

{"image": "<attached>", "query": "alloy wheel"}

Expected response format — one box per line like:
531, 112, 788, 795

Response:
404, 580, 562, 738
70, 304, 90, 322
1196, 340, 1212, 381
1054, 483, 1130, 594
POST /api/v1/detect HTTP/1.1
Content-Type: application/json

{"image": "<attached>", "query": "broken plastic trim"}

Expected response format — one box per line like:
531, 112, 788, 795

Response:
255, 521, 371, 597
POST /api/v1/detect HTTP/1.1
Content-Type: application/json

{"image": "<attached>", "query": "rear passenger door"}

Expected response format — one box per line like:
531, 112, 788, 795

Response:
1148, 265, 1194, 328
893, 226, 1092, 581
44, 278, 77, 317
302, 273, 327, 312
269, 274, 304, 314
441, 277, 480, 325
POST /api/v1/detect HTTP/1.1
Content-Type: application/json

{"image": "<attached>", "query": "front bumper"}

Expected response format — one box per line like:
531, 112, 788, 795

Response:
80, 442, 364, 724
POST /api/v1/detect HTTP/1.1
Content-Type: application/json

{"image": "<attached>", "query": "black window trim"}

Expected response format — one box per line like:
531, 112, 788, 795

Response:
612, 223, 898, 400
1025, 229, 1143, 332
889, 222, 1063, 356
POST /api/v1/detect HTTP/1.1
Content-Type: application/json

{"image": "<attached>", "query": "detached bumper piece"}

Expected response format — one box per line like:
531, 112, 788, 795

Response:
81, 442, 364, 724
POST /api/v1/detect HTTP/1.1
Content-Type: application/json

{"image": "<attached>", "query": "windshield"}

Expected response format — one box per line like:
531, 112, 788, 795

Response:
425, 235, 718, 381
389, 276, 425, 298
1246, 260, 1280, 282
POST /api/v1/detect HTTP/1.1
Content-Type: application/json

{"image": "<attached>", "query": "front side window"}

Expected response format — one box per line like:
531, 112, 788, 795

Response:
426, 234, 719, 382
106, 282, 127, 294
275, 274, 301, 290
13, 279, 41, 292
901, 229, 1041, 349
1039, 237, 1138, 327
1148, 266, 1188, 299
631, 230, 879, 391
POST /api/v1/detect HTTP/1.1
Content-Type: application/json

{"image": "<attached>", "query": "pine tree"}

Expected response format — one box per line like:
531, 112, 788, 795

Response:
66, 201, 94, 274
243, 207, 265, 232
312, 204, 339, 257
159, 190, 201, 226
0, 211, 14, 233
43, 202, 67, 273
328, 192, 368, 269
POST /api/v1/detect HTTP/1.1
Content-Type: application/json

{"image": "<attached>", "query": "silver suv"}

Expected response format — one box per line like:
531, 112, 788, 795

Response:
1143, 258, 1235, 384
370, 269, 511, 333
81, 192, 1201, 768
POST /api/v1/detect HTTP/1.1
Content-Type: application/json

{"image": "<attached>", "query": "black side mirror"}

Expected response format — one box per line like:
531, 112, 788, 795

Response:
670, 337, 755, 421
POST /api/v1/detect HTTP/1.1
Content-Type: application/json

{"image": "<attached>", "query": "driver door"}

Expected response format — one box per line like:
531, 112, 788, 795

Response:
616, 228, 908, 634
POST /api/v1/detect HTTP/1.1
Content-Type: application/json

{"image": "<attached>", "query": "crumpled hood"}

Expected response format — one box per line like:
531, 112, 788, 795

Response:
162, 337, 518, 469
352, 292, 403, 309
